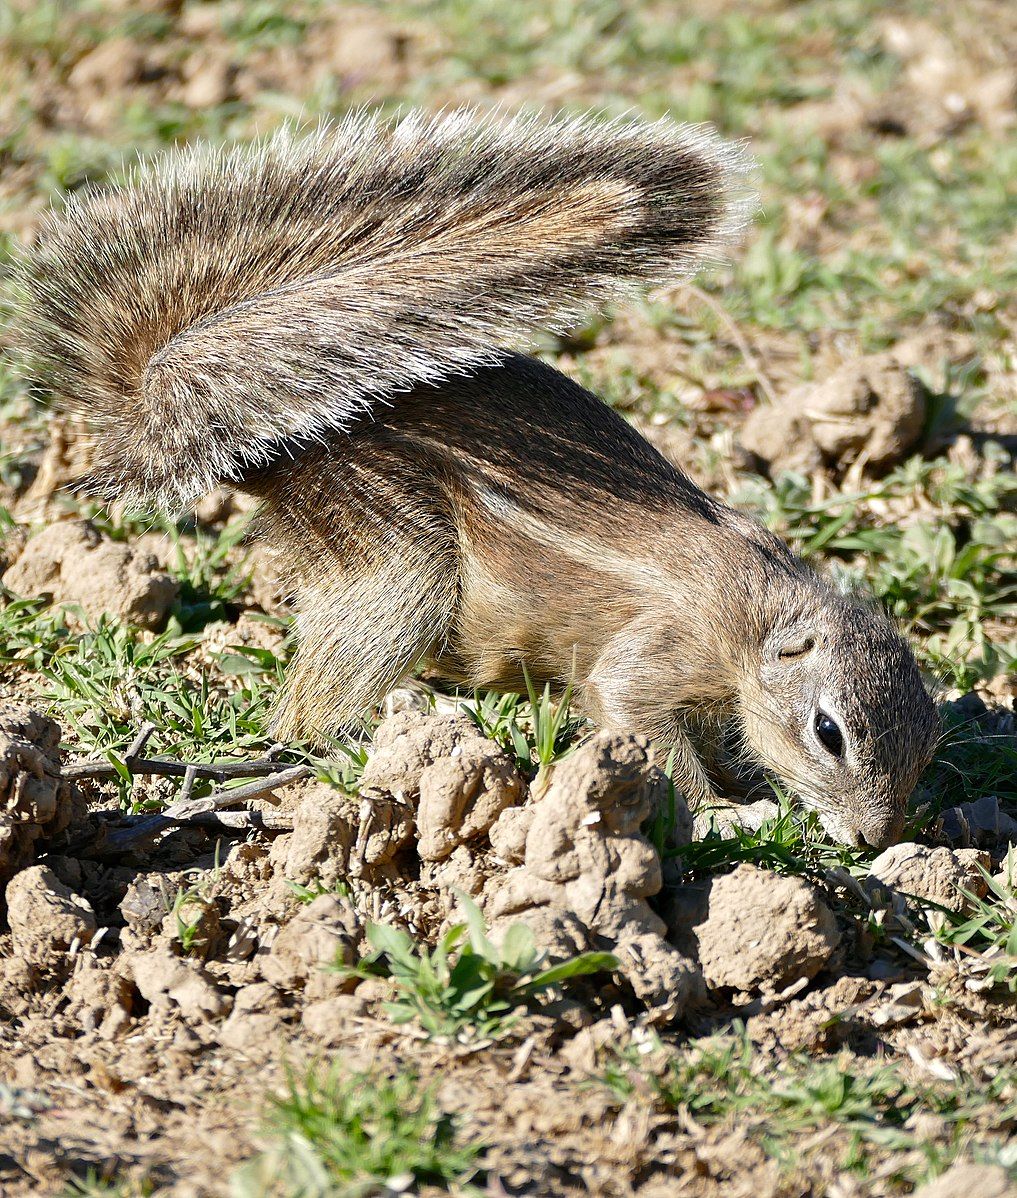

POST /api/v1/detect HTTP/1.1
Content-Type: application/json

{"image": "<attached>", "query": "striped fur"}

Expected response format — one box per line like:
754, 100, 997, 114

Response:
17, 109, 751, 510
15, 109, 940, 849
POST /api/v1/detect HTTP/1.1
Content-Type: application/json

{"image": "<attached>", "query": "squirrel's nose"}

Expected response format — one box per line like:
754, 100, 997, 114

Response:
857, 811, 904, 850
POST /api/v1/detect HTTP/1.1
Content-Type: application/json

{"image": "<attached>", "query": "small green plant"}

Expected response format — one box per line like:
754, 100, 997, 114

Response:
922, 703, 1017, 812
932, 856, 1017, 993
164, 516, 254, 630
310, 738, 373, 793
162, 852, 221, 958
345, 893, 617, 1041
232, 1064, 482, 1198
285, 878, 350, 905
463, 664, 587, 775
674, 789, 870, 879
0, 588, 70, 669
62, 1172, 153, 1198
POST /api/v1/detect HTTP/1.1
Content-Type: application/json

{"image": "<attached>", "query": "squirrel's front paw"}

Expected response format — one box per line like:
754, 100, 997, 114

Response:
692, 797, 780, 840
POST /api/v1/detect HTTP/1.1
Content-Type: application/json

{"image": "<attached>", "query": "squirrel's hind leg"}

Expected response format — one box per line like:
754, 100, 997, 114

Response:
247, 438, 461, 746
272, 553, 460, 744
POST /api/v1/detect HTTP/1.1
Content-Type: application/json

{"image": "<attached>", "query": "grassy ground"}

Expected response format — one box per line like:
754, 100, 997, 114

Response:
0, 1, 1015, 1195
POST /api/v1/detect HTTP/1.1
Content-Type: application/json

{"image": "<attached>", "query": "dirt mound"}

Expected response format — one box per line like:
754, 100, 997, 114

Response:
738, 351, 928, 476
669, 863, 840, 997
487, 732, 702, 1020
3, 520, 178, 629
0, 707, 77, 889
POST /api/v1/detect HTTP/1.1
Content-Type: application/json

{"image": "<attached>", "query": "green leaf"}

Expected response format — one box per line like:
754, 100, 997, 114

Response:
366, 922, 418, 969
526, 952, 619, 992
216, 651, 268, 677
499, 923, 537, 973
455, 891, 496, 960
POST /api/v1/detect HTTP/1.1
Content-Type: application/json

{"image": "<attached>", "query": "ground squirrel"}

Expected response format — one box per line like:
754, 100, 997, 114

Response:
16, 110, 939, 848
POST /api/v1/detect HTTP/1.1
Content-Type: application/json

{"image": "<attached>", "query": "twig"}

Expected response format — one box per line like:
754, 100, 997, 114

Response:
177, 763, 200, 807
124, 722, 157, 765
670, 282, 780, 407
98, 764, 313, 853
165, 809, 295, 833
64, 752, 292, 783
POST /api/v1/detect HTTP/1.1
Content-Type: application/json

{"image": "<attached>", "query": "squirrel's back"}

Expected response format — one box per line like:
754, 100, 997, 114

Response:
16, 109, 749, 511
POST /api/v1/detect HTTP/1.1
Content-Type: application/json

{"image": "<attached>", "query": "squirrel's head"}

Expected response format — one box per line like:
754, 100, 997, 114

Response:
737, 593, 940, 848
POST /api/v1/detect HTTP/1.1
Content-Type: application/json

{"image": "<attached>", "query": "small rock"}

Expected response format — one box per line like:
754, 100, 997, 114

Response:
232, 982, 284, 1014
4, 521, 178, 629
488, 909, 592, 965
682, 864, 840, 994
65, 958, 135, 1034
130, 948, 231, 1020
302, 994, 369, 1045
179, 50, 237, 109
491, 734, 670, 939
259, 894, 362, 999
324, 12, 406, 80
538, 997, 595, 1032
938, 795, 1017, 851
360, 711, 477, 800
223, 915, 259, 963
6, 864, 97, 969
489, 805, 534, 864
219, 1010, 286, 1052
868, 982, 926, 1029
67, 37, 144, 90
359, 711, 524, 862
867, 844, 990, 913
119, 877, 168, 936
0, 707, 75, 887
912, 1162, 1014, 1198
419, 843, 486, 897
738, 406, 823, 476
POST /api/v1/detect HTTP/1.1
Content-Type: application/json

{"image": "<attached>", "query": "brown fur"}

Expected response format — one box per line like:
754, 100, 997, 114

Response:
245, 353, 939, 848
16, 110, 939, 848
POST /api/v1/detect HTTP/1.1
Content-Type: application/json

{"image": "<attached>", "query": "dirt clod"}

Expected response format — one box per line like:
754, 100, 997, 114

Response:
3, 520, 178, 629
739, 352, 928, 476
5, 864, 97, 971
912, 1162, 1015, 1198
677, 863, 840, 995
129, 946, 232, 1021
417, 739, 524, 861
867, 844, 991, 913
279, 784, 412, 885
259, 893, 362, 1000
0, 707, 74, 888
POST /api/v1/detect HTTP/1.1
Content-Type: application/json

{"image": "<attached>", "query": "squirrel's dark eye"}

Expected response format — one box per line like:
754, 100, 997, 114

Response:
778, 637, 815, 661
814, 711, 844, 758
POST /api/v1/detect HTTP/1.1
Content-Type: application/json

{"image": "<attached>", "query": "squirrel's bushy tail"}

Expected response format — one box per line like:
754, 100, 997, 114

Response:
17, 109, 751, 510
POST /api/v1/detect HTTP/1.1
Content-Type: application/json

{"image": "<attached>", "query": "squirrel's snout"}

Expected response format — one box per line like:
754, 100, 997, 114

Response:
855, 810, 905, 850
